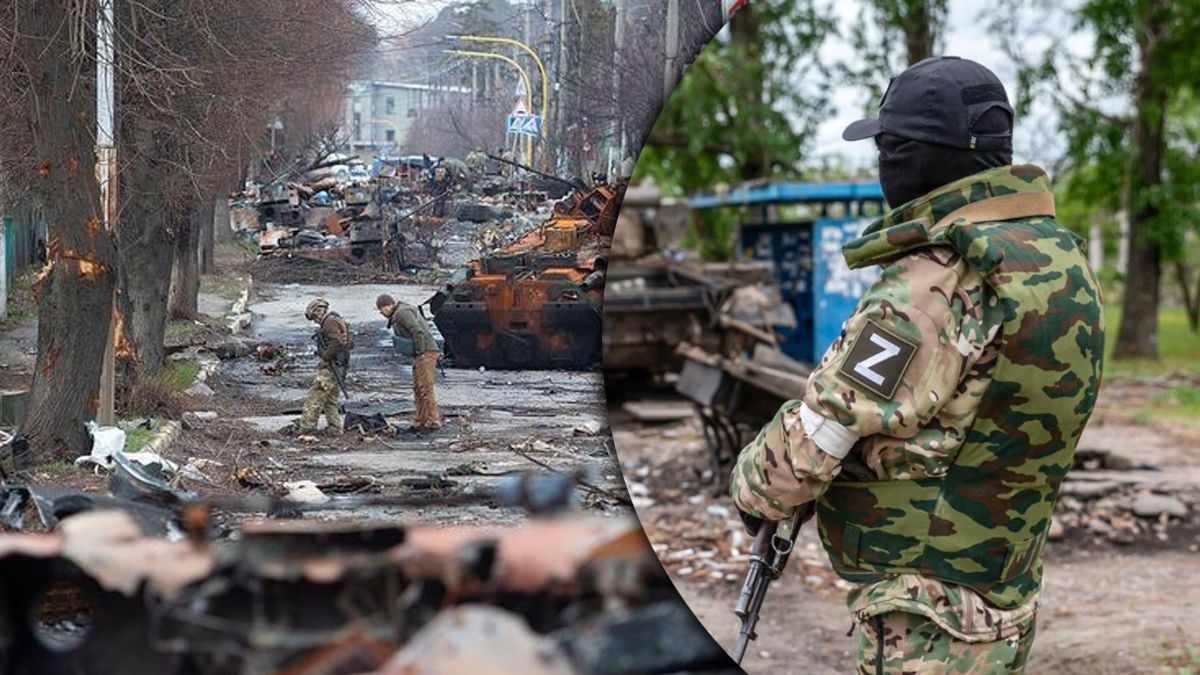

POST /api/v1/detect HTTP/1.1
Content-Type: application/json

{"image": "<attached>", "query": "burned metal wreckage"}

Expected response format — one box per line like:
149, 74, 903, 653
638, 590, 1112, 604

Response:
0, 455, 735, 674
429, 160, 625, 371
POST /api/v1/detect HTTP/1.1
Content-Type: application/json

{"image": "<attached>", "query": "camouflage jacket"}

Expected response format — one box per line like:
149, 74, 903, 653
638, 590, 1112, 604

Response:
730, 165, 1104, 638
388, 303, 439, 355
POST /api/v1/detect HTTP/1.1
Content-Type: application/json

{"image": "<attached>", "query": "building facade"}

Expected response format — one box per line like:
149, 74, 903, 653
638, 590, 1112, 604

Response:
343, 81, 471, 161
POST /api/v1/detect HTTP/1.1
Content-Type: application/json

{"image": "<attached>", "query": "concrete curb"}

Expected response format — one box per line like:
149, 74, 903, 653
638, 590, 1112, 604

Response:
141, 420, 181, 456
228, 276, 254, 335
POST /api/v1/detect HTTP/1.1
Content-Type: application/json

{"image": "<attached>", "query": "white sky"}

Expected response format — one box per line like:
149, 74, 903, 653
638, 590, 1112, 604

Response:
812, 0, 1098, 170
366, 0, 1107, 171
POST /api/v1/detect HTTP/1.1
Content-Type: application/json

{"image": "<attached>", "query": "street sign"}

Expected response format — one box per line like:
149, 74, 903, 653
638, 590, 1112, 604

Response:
505, 114, 542, 138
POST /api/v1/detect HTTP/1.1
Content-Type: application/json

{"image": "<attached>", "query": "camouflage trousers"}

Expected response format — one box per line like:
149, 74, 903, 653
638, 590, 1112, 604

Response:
856, 611, 1036, 674
298, 368, 343, 433
412, 352, 441, 429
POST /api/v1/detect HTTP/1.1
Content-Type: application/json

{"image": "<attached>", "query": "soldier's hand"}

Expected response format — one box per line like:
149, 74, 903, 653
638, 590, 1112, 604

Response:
738, 508, 764, 537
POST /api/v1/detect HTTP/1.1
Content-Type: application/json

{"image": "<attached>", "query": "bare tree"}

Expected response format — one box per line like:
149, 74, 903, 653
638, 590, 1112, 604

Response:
0, 0, 119, 460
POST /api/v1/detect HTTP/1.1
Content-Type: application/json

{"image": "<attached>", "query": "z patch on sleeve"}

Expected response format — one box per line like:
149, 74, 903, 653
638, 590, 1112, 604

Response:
837, 319, 918, 400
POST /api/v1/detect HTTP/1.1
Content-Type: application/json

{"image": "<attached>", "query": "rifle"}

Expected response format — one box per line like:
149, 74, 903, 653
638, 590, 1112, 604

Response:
326, 359, 351, 403
732, 502, 815, 664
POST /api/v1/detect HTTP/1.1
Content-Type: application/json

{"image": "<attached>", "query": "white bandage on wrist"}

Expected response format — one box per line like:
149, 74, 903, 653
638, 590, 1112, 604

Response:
799, 402, 859, 460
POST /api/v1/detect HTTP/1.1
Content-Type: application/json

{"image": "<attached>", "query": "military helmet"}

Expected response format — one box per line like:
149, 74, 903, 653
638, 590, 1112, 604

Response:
375, 294, 396, 310
305, 298, 329, 320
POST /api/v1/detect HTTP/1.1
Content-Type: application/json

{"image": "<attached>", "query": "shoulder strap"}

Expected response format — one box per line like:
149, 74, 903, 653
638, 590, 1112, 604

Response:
932, 192, 1056, 231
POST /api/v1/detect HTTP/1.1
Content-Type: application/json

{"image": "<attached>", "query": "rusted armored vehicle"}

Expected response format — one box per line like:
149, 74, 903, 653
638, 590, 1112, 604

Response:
430, 178, 624, 370
602, 181, 797, 386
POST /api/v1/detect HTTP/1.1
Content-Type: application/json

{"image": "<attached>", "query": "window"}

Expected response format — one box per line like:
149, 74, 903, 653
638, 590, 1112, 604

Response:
386, 97, 395, 114
352, 112, 362, 140
385, 129, 396, 142
407, 108, 418, 118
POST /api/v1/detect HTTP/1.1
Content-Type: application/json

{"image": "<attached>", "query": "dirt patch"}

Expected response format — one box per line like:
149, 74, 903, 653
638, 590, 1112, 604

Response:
250, 255, 444, 286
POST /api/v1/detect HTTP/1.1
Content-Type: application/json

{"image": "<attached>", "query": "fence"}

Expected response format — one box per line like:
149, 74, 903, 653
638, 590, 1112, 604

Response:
2, 200, 47, 284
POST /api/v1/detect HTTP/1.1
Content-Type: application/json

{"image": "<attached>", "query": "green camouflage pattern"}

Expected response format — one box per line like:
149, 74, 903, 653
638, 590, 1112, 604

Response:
298, 368, 343, 433
856, 609, 1036, 675
848, 574, 1037, 643
730, 244, 997, 519
817, 165, 1105, 608
729, 165, 1103, 653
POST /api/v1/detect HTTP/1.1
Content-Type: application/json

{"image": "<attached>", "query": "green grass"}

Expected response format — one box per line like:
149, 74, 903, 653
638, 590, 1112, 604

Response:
199, 274, 244, 305
159, 359, 200, 390
1136, 385, 1200, 430
1105, 305, 1200, 378
29, 460, 77, 480
1134, 629, 1200, 673
123, 423, 157, 453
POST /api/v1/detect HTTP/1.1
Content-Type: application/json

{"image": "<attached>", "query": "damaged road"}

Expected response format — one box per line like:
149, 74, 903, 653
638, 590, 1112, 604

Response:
185, 280, 626, 524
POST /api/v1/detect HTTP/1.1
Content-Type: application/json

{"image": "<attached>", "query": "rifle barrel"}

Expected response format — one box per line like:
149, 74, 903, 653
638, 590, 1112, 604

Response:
733, 631, 752, 664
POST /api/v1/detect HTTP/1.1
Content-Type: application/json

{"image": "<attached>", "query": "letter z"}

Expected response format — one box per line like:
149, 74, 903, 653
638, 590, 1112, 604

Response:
854, 333, 900, 386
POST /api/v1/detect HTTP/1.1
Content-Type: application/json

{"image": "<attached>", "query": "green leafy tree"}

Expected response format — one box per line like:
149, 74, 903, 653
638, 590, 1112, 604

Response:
995, 0, 1200, 358
633, 0, 834, 259
840, 0, 948, 104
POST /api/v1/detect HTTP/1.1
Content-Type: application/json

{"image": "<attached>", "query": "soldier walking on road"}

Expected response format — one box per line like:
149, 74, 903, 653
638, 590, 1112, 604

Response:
730, 57, 1105, 674
294, 298, 352, 435
376, 294, 442, 432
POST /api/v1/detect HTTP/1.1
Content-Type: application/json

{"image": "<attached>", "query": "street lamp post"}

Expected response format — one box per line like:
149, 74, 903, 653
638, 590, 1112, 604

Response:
446, 49, 536, 164
449, 35, 550, 169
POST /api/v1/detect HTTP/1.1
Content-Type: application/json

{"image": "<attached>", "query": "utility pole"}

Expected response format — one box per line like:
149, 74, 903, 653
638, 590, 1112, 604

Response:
0, 215, 6, 322
557, 0, 569, 174
611, 0, 626, 178
663, 0, 680, 102
96, 0, 117, 425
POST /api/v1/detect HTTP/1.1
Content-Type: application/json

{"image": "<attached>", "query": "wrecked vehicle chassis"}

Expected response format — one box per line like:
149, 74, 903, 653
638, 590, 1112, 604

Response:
431, 257, 602, 370
0, 509, 730, 674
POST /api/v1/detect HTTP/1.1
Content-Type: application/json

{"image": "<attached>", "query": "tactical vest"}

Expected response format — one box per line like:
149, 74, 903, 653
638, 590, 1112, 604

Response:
315, 312, 352, 370
816, 166, 1105, 609
388, 305, 438, 355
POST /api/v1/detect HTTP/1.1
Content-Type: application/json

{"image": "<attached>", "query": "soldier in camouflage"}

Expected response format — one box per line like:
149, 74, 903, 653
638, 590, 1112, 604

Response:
730, 57, 1105, 673
294, 298, 352, 435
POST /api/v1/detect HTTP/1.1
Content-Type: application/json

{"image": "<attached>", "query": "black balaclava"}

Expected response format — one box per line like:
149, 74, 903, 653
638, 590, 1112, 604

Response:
876, 106, 1014, 209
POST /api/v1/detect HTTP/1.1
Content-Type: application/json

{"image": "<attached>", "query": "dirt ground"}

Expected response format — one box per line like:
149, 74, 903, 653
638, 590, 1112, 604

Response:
611, 381, 1200, 674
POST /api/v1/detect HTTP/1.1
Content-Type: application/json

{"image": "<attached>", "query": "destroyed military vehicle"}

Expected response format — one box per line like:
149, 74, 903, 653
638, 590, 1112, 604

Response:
430, 178, 624, 370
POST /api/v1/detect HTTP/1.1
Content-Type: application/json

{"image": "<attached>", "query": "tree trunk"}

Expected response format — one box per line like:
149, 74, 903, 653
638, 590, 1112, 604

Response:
903, 0, 935, 65
213, 191, 234, 245
19, 3, 119, 462
168, 201, 205, 318
199, 196, 216, 274
1113, 2, 1168, 360
729, 5, 766, 180
116, 127, 174, 384
1175, 262, 1200, 333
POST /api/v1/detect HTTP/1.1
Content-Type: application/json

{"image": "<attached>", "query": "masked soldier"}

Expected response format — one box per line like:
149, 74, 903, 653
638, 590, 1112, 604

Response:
730, 56, 1105, 674
295, 298, 352, 435
376, 294, 442, 432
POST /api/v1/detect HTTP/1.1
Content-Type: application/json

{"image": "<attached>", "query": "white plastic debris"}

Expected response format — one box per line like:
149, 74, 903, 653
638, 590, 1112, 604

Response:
123, 452, 179, 475
77, 421, 126, 468
284, 480, 330, 504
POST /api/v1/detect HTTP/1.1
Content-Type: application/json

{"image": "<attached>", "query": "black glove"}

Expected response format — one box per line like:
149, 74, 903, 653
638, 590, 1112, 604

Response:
738, 508, 764, 537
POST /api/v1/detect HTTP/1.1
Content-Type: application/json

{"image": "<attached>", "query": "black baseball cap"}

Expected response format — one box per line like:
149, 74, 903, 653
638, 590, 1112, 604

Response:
842, 56, 1013, 151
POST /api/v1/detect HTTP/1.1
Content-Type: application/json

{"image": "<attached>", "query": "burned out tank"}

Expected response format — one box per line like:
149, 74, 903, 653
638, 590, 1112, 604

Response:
430, 179, 624, 370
